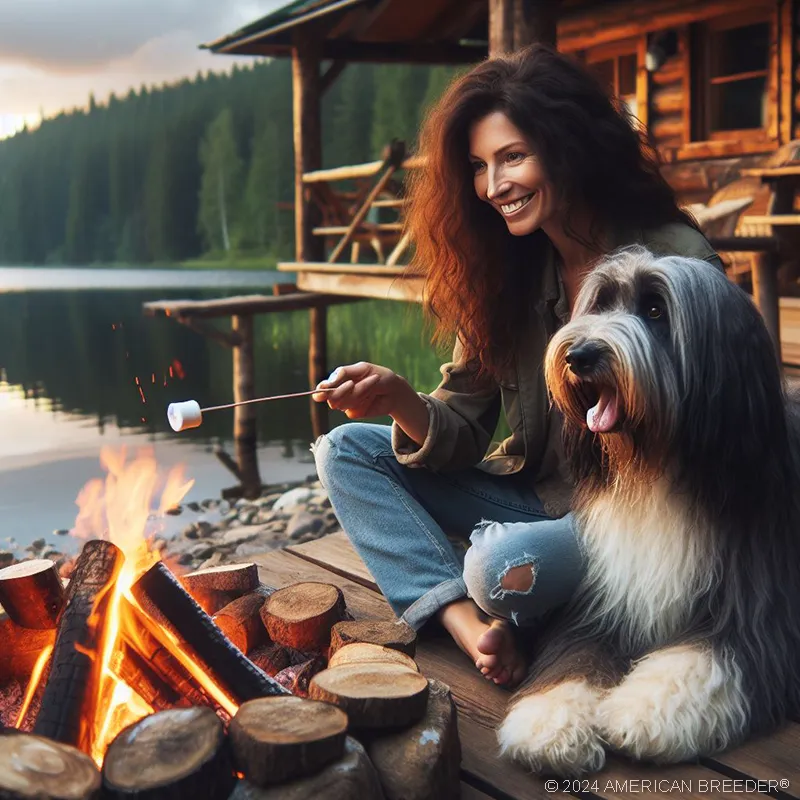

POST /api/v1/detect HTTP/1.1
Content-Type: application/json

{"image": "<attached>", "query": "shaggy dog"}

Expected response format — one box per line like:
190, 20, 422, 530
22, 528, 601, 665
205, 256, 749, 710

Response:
498, 246, 800, 776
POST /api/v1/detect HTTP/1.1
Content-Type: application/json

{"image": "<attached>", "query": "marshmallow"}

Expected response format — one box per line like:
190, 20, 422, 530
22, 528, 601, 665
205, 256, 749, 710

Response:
167, 400, 203, 432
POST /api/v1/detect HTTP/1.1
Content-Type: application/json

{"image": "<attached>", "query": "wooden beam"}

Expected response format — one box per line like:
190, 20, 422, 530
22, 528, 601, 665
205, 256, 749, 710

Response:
319, 41, 485, 64
295, 271, 424, 302
489, 0, 559, 56
292, 31, 325, 263
143, 293, 343, 319
278, 262, 409, 276
232, 314, 261, 497
309, 305, 328, 439
320, 60, 347, 94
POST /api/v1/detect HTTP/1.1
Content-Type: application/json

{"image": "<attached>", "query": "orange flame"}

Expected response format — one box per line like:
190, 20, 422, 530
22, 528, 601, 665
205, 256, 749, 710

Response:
14, 644, 53, 729
68, 447, 205, 765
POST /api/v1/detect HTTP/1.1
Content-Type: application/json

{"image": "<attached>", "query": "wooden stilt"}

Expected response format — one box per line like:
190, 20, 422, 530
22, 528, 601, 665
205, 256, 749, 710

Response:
309, 304, 328, 440
293, 32, 329, 439
232, 314, 261, 498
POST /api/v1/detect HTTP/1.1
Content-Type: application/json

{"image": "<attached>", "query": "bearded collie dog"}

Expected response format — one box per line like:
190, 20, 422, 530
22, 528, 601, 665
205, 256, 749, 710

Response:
497, 246, 800, 776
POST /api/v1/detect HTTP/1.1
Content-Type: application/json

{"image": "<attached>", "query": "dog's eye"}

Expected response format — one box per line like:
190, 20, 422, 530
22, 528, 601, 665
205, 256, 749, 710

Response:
647, 305, 663, 320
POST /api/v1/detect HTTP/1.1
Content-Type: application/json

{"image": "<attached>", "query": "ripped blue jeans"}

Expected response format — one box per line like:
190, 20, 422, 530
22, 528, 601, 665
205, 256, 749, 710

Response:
312, 422, 585, 631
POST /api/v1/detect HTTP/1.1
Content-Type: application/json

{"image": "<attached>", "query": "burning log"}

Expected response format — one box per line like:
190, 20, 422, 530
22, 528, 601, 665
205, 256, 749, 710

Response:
0, 731, 102, 799
111, 642, 183, 713
102, 707, 235, 800
328, 642, 419, 672
329, 620, 416, 658
261, 583, 347, 652
212, 593, 269, 654
229, 696, 347, 786
0, 619, 55, 682
309, 663, 429, 729
33, 540, 123, 748
181, 564, 260, 614
132, 562, 287, 702
119, 603, 218, 713
0, 560, 65, 630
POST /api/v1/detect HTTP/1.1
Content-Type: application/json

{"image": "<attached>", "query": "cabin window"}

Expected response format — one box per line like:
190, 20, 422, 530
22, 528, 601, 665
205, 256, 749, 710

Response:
693, 10, 773, 141
586, 41, 640, 120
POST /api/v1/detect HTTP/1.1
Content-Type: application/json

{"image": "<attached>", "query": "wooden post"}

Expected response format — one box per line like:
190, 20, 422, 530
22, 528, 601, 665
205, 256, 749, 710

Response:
232, 314, 261, 497
292, 30, 329, 438
752, 252, 781, 353
309, 304, 328, 440
489, 0, 559, 56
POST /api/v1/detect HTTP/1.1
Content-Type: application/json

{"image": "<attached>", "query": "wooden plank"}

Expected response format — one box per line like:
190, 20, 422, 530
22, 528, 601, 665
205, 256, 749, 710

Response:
459, 782, 495, 800
708, 725, 800, 798
741, 215, 800, 225
142, 293, 348, 319
740, 166, 800, 178
303, 156, 422, 184
278, 262, 409, 276
280, 535, 800, 799
295, 270, 424, 302
286, 531, 377, 590
313, 224, 404, 235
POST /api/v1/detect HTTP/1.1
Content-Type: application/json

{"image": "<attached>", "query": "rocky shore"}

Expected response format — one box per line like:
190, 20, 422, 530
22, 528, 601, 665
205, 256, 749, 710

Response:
3, 474, 341, 577
160, 476, 342, 572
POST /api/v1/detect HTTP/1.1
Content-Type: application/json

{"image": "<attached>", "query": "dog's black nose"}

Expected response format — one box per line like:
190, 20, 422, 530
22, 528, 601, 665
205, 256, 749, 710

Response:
565, 342, 601, 376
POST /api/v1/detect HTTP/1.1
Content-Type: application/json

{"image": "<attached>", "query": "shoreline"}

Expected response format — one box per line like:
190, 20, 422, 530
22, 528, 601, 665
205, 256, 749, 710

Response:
3, 473, 339, 577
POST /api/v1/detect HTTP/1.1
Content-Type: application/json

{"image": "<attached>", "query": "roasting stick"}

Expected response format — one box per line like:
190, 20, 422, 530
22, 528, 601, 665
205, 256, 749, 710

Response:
168, 387, 336, 432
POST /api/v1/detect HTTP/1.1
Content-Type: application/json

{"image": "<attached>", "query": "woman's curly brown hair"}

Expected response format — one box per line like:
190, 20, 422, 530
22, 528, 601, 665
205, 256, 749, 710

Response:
404, 43, 696, 382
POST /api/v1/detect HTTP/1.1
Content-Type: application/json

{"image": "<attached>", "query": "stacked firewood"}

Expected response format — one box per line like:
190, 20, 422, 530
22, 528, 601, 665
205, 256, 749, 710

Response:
0, 550, 461, 800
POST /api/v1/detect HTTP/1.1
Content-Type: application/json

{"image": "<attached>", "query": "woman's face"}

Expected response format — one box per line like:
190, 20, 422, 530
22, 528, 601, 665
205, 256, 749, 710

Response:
468, 111, 557, 236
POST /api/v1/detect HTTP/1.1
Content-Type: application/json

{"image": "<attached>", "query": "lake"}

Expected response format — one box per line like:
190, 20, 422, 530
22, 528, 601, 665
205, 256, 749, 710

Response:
0, 267, 442, 557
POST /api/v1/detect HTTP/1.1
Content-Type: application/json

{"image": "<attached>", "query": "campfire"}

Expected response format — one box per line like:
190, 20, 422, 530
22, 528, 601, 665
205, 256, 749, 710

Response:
0, 448, 455, 800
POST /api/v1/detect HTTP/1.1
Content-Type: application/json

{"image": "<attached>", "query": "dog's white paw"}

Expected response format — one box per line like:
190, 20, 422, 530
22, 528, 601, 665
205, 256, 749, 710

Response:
498, 681, 606, 776
597, 645, 748, 763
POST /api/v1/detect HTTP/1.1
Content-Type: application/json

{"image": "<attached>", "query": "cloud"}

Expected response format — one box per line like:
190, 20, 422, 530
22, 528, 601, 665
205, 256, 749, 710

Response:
0, 0, 284, 71
0, 28, 263, 121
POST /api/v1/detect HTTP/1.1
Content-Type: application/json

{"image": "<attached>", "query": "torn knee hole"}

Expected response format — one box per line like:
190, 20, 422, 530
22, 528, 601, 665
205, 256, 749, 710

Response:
501, 563, 536, 593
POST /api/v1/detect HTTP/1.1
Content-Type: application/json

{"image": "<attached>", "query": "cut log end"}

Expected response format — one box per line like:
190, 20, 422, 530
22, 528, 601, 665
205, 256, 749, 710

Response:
328, 642, 418, 672
230, 696, 347, 786
261, 582, 347, 652
308, 663, 429, 729
212, 593, 268, 654
102, 707, 234, 800
329, 619, 416, 657
0, 731, 101, 800
0, 559, 66, 630
182, 563, 259, 594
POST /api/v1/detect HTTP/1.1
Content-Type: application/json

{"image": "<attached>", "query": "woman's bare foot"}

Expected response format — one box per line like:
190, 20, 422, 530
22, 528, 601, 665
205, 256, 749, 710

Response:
437, 599, 527, 687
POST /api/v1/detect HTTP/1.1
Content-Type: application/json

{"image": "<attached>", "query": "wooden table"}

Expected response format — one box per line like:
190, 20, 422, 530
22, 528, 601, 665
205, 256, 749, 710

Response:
736, 165, 800, 350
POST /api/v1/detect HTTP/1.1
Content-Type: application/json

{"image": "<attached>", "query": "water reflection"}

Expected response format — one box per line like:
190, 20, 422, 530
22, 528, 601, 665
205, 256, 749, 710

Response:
0, 277, 443, 547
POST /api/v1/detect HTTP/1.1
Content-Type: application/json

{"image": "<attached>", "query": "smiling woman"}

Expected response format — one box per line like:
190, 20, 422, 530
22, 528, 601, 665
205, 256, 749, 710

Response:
308, 43, 724, 696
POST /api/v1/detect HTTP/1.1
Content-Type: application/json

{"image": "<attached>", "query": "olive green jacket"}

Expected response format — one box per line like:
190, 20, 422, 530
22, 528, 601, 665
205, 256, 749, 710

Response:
391, 223, 723, 518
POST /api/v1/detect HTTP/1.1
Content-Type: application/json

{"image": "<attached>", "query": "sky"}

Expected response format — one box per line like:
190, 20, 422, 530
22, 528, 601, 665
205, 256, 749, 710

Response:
0, 0, 286, 139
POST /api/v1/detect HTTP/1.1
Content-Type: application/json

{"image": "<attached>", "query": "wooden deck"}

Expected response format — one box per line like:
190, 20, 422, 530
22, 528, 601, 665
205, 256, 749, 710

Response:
252, 532, 800, 800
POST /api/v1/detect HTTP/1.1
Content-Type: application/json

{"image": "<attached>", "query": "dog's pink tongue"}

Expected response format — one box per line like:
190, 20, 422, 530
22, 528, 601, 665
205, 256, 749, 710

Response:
587, 388, 619, 432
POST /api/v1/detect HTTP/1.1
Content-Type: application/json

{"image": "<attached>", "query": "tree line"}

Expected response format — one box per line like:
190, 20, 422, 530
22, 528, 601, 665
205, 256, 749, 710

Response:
0, 59, 462, 266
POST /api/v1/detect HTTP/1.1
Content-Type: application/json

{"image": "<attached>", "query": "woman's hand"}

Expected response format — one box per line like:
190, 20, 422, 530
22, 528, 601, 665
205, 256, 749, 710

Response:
314, 362, 431, 446
312, 362, 406, 419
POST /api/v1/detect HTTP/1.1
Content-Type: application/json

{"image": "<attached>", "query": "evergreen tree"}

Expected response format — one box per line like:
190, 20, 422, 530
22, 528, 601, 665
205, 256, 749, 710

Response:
239, 121, 281, 252
197, 108, 244, 253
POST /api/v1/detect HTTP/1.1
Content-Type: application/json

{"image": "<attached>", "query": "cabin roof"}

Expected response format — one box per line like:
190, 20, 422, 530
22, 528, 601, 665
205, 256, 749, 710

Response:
202, 0, 623, 63
203, 0, 490, 63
